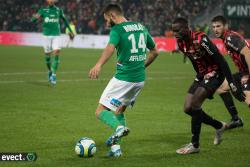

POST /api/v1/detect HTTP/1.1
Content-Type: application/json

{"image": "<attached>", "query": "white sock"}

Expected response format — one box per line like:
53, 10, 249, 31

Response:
111, 144, 121, 152
116, 125, 124, 131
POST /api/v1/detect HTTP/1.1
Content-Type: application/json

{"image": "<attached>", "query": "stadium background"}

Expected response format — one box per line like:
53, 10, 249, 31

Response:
1, 0, 250, 167
1, 0, 250, 37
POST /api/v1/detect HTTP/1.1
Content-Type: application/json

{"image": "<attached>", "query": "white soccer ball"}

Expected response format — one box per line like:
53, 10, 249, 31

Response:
75, 137, 96, 157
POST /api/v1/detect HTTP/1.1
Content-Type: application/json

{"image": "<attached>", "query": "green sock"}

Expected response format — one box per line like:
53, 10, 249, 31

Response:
45, 55, 51, 71
116, 113, 126, 144
116, 113, 126, 126
52, 55, 59, 73
98, 110, 121, 130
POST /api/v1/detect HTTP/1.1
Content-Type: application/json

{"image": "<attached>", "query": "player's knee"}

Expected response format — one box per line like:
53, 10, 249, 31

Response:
190, 99, 201, 110
116, 106, 126, 114
184, 105, 192, 114
95, 104, 108, 118
95, 109, 101, 118
53, 50, 60, 55
245, 99, 250, 106
216, 87, 228, 94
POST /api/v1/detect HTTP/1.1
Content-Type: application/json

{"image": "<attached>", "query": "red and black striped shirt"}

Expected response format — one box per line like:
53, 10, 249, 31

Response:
177, 31, 219, 76
223, 30, 249, 74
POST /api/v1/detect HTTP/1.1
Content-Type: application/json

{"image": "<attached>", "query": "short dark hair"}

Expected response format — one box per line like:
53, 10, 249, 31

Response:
103, 4, 123, 15
211, 15, 227, 25
172, 17, 188, 28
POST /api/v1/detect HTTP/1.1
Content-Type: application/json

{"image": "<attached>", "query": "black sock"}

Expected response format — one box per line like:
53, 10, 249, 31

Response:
220, 92, 239, 121
185, 111, 192, 117
190, 109, 202, 148
201, 110, 222, 129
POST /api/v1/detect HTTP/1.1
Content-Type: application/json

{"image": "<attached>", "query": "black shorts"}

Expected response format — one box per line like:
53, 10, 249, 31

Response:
188, 72, 225, 99
233, 72, 250, 91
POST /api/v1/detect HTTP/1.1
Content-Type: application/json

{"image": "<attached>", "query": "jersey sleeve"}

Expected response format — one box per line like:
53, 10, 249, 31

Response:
200, 35, 234, 84
59, 9, 72, 33
108, 29, 120, 47
60, 9, 66, 19
31, 8, 43, 22
225, 35, 246, 53
146, 30, 155, 50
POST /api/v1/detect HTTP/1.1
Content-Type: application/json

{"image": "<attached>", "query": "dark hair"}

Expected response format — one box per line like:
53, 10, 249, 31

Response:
211, 15, 227, 25
103, 4, 123, 15
172, 17, 188, 28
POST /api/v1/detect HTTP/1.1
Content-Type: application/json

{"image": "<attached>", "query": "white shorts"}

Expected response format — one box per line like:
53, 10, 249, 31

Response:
43, 36, 61, 53
99, 77, 144, 112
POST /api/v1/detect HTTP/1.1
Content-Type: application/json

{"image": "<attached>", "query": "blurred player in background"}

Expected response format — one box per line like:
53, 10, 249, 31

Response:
89, 4, 158, 157
66, 21, 77, 48
212, 15, 250, 128
31, 0, 74, 84
172, 18, 245, 154
212, 16, 247, 129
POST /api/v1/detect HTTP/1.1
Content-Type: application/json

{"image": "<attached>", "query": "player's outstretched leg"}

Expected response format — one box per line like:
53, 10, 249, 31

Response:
214, 122, 228, 145
50, 50, 60, 84
219, 92, 243, 129
96, 104, 130, 157
45, 54, 52, 82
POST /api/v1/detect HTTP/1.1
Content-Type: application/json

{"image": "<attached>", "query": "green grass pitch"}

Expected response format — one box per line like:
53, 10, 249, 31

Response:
0, 45, 250, 167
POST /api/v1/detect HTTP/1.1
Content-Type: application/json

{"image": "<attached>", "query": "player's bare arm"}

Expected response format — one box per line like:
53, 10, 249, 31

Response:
145, 47, 158, 68
89, 44, 115, 79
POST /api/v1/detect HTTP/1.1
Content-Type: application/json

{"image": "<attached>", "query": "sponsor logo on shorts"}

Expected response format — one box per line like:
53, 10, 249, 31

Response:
110, 98, 122, 107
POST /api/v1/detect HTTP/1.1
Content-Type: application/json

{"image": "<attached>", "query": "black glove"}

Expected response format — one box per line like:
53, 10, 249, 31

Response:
69, 33, 75, 40
229, 82, 245, 102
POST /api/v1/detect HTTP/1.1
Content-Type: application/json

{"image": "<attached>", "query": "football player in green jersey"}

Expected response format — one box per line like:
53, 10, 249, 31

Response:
89, 4, 158, 157
32, 0, 74, 84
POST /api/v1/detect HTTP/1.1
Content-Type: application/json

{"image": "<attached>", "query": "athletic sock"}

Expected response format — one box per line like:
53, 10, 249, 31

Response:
116, 113, 126, 126
115, 113, 126, 144
98, 109, 121, 130
220, 92, 239, 121
190, 109, 202, 148
200, 109, 222, 129
52, 55, 59, 74
45, 55, 51, 71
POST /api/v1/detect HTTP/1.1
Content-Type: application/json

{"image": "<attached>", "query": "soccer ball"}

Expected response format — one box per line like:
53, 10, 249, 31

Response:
75, 137, 96, 157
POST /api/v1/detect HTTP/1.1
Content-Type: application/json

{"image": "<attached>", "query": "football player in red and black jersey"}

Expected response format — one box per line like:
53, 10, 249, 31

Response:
212, 15, 250, 128
172, 18, 245, 154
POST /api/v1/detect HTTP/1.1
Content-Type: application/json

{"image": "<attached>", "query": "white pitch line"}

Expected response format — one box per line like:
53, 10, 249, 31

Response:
0, 71, 83, 76
0, 71, 193, 76
0, 76, 190, 84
